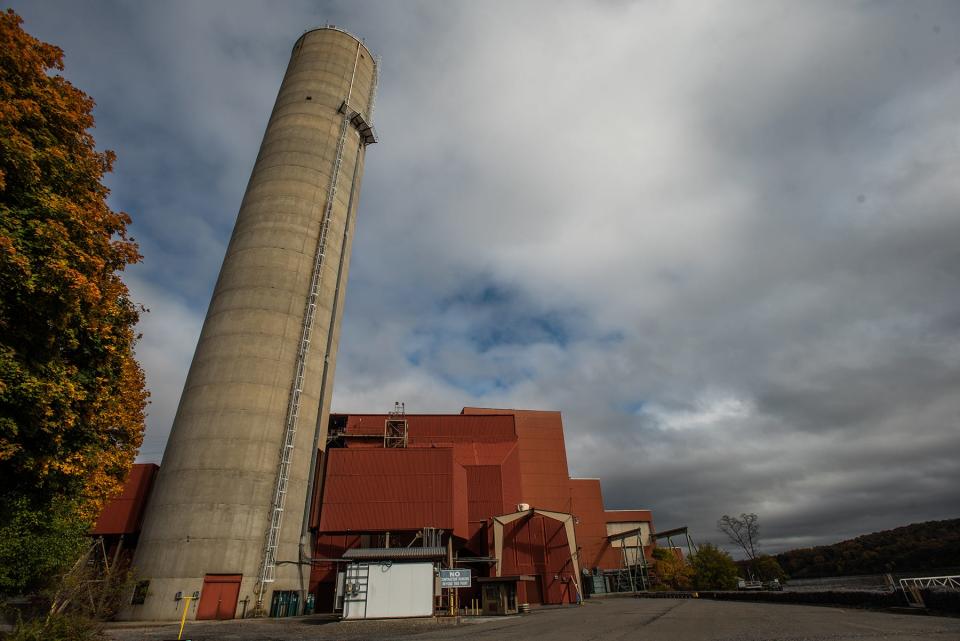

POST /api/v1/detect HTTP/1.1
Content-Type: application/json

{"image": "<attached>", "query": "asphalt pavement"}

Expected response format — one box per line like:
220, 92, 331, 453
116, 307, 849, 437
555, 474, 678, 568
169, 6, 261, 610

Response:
105, 597, 960, 641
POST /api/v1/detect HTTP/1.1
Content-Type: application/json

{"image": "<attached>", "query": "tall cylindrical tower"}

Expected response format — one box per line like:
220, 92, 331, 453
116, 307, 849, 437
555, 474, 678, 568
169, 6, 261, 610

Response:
128, 27, 378, 621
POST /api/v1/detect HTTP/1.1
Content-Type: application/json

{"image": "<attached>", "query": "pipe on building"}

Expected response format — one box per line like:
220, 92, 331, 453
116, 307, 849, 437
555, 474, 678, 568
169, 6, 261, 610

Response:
298, 137, 365, 613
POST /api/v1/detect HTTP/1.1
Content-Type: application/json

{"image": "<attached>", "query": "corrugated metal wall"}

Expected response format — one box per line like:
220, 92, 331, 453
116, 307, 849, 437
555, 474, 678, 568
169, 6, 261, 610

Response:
310, 533, 361, 609
319, 448, 467, 537
344, 414, 517, 443
452, 460, 469, 540
496, 514, 577, 605
462, 408, 572, 512
568, 478, 611, 570
465, 465, 501, 552
500, 443, 523, 511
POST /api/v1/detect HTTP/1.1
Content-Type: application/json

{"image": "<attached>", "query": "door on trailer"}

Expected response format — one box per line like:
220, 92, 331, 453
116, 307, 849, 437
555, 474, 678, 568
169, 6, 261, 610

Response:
197, 574, 242, 620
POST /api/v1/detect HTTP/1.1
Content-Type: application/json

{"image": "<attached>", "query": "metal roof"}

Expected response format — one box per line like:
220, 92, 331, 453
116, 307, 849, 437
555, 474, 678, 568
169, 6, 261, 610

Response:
91, 464, 158, 536
342, 546, 447, 560
604, 509, 654, 522
654, 526, 689, 539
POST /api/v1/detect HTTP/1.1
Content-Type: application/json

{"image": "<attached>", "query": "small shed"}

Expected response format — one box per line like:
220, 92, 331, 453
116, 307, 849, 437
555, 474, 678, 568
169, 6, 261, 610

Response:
339, 547, 445, 619
477, 575, 536, 615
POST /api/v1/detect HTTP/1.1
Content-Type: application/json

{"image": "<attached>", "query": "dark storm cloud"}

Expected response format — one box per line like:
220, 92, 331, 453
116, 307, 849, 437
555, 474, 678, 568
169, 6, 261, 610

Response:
11, 0, 960, 553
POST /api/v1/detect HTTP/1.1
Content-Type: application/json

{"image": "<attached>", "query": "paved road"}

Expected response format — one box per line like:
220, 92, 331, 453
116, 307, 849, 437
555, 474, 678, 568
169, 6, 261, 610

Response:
106, 598, 960, 641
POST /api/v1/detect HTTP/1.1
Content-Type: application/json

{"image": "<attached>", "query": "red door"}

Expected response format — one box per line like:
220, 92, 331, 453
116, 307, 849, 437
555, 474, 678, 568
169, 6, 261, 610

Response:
197, 574, 241, 620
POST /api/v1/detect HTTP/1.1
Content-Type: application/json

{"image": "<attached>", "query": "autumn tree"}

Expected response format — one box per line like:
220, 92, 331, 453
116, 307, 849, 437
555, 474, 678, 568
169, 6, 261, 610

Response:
689, 543, 739, 590
651, 546, 693, 590
0, 9, 147, 595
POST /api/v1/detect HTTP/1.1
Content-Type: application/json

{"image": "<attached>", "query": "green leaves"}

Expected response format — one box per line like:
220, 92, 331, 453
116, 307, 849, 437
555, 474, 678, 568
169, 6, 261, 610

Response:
690, 543, 740, 590
0, 496, 88, 596
0, 9, 148, 596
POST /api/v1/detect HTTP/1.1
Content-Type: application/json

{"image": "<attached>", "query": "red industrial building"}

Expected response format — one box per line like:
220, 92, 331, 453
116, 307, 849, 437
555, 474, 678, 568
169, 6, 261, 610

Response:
310, 407, 654, 611
95, 408, 656, 617
91, 463, 159, 551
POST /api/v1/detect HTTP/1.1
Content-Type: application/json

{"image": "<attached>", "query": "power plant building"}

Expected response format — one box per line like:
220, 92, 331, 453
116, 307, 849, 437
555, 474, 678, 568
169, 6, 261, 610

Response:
100, 408, 657, 619
311, 408, 656, 612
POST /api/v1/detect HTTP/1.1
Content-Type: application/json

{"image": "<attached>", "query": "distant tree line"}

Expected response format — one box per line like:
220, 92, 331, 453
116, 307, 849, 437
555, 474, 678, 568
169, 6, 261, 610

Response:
775, 518, 960, 579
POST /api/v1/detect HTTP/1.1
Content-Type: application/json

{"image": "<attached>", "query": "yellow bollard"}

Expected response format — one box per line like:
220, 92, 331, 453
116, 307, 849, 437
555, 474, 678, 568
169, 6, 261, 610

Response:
178, 595, 195, 640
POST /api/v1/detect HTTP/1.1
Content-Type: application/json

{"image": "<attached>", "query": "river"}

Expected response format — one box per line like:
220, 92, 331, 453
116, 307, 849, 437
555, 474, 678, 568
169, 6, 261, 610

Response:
784, 568, 959, 593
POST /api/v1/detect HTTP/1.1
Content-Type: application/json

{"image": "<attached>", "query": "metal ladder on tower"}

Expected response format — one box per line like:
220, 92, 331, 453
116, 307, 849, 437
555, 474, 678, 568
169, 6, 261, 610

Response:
255, 112, 352, 609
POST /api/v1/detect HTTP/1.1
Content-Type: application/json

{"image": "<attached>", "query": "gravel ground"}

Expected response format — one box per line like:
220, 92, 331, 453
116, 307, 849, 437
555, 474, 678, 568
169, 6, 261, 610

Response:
105, 598, 960, 641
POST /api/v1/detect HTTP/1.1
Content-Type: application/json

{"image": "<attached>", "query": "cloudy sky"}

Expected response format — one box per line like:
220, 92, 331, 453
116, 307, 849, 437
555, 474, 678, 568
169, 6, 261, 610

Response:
13, 1, 960, 554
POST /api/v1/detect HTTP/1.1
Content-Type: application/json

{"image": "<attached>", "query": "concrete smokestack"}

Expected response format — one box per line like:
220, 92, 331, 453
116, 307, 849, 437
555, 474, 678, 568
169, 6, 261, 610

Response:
129, 27, 378, 620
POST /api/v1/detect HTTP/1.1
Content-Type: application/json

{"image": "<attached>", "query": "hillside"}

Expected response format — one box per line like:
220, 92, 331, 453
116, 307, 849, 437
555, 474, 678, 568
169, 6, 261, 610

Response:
776, 518, 960, 579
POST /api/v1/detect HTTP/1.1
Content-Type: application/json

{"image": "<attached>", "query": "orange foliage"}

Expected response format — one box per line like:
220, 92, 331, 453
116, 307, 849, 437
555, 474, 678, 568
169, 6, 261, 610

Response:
0, 9, 148, 522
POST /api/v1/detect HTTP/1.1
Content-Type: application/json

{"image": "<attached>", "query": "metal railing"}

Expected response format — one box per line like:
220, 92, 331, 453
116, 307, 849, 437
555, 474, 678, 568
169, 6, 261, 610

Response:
899, 575, 960, 607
